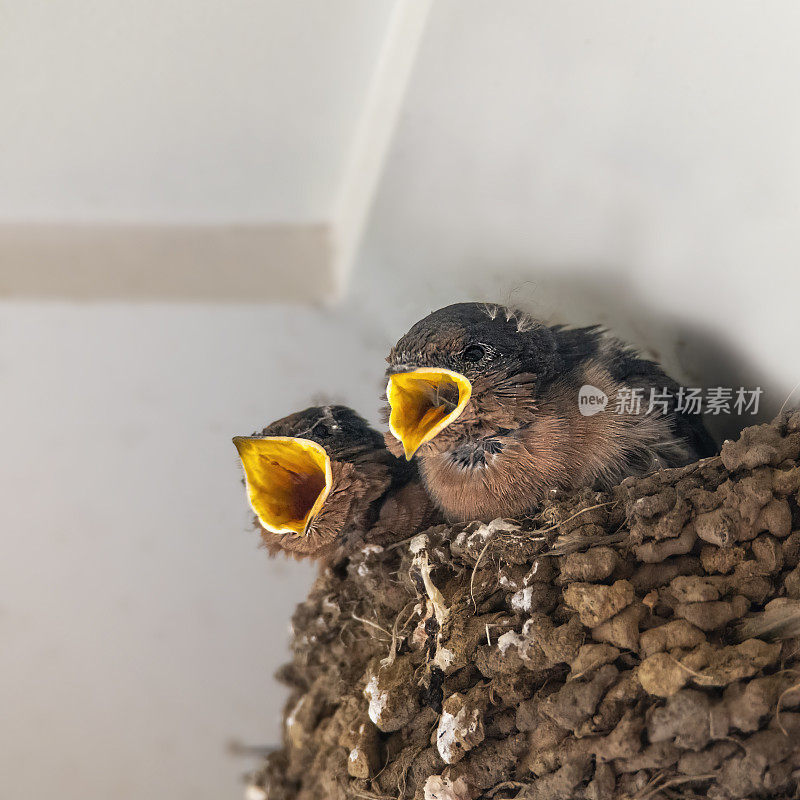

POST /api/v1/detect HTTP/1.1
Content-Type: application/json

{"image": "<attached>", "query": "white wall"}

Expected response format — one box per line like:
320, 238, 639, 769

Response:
3, 3, 800, 800
0, 0, 395, 222
0, 302, 393, 800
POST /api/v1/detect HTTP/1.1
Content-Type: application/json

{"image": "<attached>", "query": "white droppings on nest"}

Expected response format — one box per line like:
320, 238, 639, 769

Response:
436, 704, 483, 764
411, 618, 428, 649
486, 518, 520, 534
467, 518, 519, 549
355, 544, 384, 576
452, 530, 469, 550
423, 774, 474, 800
244, 784, 267, 800
467, 526, 491, 544
321, 597, 339, 615
364, 675, 388, 726
525, 560, 541, 584
349, 747, 360, 762
436, 708, 460, 763
410, 533, 429, 554
511, 586, 534, 613
465, 532, 488, 551
497, 630, 524, 655
499, 573, 519, 590
434, 646, 456, 671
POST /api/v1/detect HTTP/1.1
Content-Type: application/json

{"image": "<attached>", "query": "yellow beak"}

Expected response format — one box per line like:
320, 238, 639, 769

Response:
387, 368, 472, 459
232, 436, 333, 535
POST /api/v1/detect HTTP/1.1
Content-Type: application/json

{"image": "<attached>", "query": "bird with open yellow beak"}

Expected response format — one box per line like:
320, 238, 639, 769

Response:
385, 302, 717, 522
234, 405, 439, 560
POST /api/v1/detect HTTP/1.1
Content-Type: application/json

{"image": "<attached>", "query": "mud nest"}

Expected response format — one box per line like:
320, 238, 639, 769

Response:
248, 413, 800, 800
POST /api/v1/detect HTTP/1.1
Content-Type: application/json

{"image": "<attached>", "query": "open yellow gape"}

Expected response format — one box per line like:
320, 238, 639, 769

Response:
232, 436, 332, 535
387, 368, 472, 459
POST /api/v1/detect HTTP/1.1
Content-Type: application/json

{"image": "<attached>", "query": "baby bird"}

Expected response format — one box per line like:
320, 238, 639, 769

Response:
384, 302, 717, 522
233, 405, 438, 560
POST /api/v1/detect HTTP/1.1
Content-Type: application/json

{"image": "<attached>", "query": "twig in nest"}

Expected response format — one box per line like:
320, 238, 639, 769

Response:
720, 735, 746, 755
527, 501, 616, 538
470, 535, 495, 612
668, 654, 716, 685
734, 600, 800, 643
486, 780, 530, 797
547, 528, 628, 556
568, 655, 611, 682
352, 613, 392, 640
494, 501, 618, 548
635, 772, 715, 800
775, 677, 800, 736
381, 601, 418, 668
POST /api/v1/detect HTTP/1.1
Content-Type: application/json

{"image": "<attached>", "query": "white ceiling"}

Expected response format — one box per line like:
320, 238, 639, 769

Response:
0, 0, 432, 299
0, 0, 396, 223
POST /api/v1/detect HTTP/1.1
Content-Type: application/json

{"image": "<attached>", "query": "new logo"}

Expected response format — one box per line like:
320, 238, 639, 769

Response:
578, 384, 608, 416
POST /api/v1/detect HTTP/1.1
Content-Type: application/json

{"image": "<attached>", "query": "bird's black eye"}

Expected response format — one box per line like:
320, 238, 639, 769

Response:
462, 344, 486, 363
315, 424, 329, 438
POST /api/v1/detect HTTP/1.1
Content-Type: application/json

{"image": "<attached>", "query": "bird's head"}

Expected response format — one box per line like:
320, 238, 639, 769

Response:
233, 405, 394, 557
385, 303, 560, 459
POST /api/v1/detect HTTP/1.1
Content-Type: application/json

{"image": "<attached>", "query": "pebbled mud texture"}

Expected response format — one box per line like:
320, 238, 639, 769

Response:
246, 412, 800, 800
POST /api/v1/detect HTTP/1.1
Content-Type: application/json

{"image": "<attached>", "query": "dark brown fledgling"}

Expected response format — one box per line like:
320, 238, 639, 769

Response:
384, 302, 717, 522
233, 405, 439, 561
